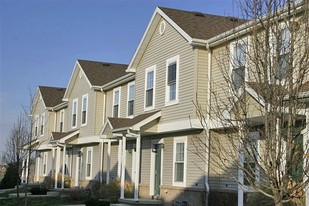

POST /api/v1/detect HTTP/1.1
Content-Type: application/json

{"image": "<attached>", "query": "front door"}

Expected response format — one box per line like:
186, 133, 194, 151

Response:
153, 143, 163, 195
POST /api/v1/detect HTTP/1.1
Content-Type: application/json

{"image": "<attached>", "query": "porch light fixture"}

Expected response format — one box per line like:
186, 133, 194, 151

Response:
77, 151, 82, 157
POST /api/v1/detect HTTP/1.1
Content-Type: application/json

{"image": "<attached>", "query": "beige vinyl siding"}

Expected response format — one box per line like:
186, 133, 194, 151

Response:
91, 144, 101, 180
94, 92, 104, 135
161, 137, 173, 185
195, 48, 209, 119
125, 141, 134, 182
209, 130, 238, 191
134, 18, 196, 124
105, 90, 113, 119
110, 142, 119, 180
210, 45, 230, 117
47, 111, 55, 139
66, 65, 95, 137
140, 138, 151, 184
186, 135, 205, 188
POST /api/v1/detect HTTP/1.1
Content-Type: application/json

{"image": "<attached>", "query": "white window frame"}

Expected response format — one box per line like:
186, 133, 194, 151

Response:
59, 110, 65, 132
144, 65, 156, 111
40, 113, 45, 137
86, 147, 93, 179
165, 55, 180, 106
172, 136, 187, 187
230, 38, 248, 93
113, 87, 121, 118
127, 81, 135, 117
72, 98, 78, 128
81, 94, 88, 126
43, 152, 48, 176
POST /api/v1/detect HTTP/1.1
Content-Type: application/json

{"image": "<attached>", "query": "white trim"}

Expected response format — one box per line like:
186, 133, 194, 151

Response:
113, 87, 121, 118
81, 94, 88, 126
86, 147, 93, 180
144, 65, 156, 111
165, 55, 180, 106
126, 81, 135, 118
72, 98, 78, 129
118, 139, 123, 179
172, 136, 187, 187
59, 109, 65, 132
75, 148, 80, 187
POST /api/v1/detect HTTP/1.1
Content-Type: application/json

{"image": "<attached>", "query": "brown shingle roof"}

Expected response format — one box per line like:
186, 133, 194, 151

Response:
108, 111, 160, 130
78, 60, 128, 86
159, 7, 247, 40
39, 86, 66, 107
51, 130, 78, 141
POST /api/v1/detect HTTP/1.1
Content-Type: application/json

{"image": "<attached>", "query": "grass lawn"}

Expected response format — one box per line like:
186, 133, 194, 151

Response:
0, 196, 84, 206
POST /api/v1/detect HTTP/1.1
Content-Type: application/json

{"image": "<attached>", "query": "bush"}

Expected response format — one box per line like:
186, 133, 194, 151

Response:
209, 191, 237, 206
96, 179, 134, 203
50, 172, 71, 188
30, 183, 48, 195
69, 189, 90, 202
1, 163, 20, 189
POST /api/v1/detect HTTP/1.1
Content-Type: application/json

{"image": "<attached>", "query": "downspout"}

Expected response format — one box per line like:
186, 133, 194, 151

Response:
205, 43, 212, 206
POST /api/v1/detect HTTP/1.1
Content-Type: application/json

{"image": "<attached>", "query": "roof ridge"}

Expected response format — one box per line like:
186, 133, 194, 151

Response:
77, 59, 128, 66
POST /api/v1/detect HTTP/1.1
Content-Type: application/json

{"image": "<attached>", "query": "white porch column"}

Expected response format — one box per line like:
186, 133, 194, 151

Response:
75, 149, 80, 187
120, 136, 126, 199
134, 135, 141, 201
21, 159, 25, 183
107, 140, 111, 185
55, 146, 60, 189
52, 148, 55, 179
100, 140, 104, 184
25, 154, 29, 184
61, 143, 66, 189
238, 142, 244, 206
118, 139, 123, 179
305, 108, 309, 205
36, 154, 40, 182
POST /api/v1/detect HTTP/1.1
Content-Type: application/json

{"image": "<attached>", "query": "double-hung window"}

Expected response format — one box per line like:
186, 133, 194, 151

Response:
231, 41, 247, 91
243, 132, 259, 186
81, 95, 88, 126
277, 27, 291, 80
113, 88, 121, 118
166, 55, 179, 105
34, 115, 39, 137
72, 99, 78, 128
86, 147, 93, 179
43, 153, 48, 176
40, 113, 45, 136
173, 136, 187, 187
59, 110, 64, 132
145, 66, 156, 110
127, 82, 135, 117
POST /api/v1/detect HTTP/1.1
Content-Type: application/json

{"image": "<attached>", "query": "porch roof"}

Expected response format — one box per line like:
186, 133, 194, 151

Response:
50, 129, 79, 143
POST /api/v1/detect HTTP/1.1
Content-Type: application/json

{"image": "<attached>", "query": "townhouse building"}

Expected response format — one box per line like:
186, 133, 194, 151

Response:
28, 3, 309, 206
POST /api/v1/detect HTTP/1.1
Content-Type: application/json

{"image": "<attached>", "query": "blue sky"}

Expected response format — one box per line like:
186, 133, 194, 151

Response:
0, 0, 237, 154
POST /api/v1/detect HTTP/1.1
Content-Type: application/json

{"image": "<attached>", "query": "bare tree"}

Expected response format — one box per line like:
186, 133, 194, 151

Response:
194, 0, 309, 206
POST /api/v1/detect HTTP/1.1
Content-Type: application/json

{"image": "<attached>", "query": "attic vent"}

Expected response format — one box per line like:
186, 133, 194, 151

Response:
227, 16, 239, 22
102, 63, 110, 66
193, 12, 205, 17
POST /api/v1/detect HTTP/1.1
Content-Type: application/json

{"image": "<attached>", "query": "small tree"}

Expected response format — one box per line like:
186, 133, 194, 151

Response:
194, 0, 309, 206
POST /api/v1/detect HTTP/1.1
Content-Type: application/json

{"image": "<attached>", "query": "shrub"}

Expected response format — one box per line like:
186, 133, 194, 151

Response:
209, 191, 237, 206
50, 172, 71, 188
85, 198, 110, 206
69, 189, 90, 202
1, 163, 20, 189
30, 183, 48, 195
96, 179, 134, 203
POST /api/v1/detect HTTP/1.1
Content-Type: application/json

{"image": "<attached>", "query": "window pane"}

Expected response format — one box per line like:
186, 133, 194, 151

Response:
129, 84, 135, 100
72, 114, 76, 126
113, 105, 119, 117
146, 89, 153, 107
82, 97, 87, 111
233, 66, 245, 90
175, 163, 184, 182
168, 63, 176, 84
82, 111, 86, 124
147, 71, 154, 90
128, 100, 134, 116
176, 143, 184, 161
87, 164, 91, 177
114, 91, 119, 105
169, 83, 176, 101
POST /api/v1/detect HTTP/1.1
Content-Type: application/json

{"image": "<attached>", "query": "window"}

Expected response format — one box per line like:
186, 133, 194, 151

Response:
81, 95, 88, 126
86, 147, 93, 179
173, 136, 187, 187
277, 28, 291, 80
40, 113, 45, 136
43, 153, 48, 176
113, 88, 121, 118
72, 99, 78, 128
59, 110, 64, 132
243, 132, 259, 186
34, 115, 39, 137
145, 66, 156, 110
231, 41, 247, 91
166, 55, 179, 105
127, 82, 135, 117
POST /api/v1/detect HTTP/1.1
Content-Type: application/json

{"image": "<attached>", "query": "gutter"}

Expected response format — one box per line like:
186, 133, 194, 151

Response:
100, 73, 135, 91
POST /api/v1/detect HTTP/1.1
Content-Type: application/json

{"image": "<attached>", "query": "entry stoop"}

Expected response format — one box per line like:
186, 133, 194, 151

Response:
118, 198, 163, 206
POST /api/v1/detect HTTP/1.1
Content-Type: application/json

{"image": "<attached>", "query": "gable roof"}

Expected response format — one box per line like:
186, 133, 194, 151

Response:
128, 6, 247, 72
102, 111, 161, 134
78, 60, 128, 87
39, 86, 66, 108
159, 7, 247, 41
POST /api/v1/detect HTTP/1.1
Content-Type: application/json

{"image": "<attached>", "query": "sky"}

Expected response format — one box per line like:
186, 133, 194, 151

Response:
0, 0, 238, 154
